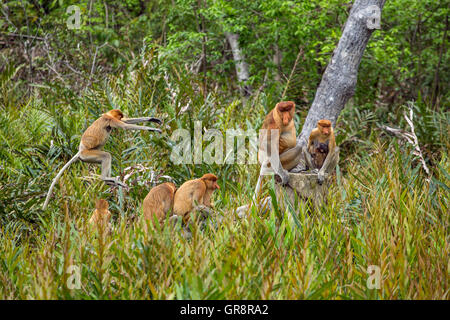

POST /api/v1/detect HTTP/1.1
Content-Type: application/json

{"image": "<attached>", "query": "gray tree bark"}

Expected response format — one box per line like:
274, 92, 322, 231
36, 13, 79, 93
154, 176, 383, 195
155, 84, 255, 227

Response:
297, 0, 386, 146
238, 0, 386, 217
225, 32, 252, 96
273, 44, 282, 82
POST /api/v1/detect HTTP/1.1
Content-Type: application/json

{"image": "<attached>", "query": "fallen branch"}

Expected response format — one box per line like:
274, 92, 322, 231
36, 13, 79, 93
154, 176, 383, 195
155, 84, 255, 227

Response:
381, 102, 431, 180
0, 33, 46, 41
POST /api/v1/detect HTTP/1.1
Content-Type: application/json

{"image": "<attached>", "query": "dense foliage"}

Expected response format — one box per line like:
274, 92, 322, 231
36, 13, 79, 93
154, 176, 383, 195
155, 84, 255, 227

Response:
0, 0, 448, 299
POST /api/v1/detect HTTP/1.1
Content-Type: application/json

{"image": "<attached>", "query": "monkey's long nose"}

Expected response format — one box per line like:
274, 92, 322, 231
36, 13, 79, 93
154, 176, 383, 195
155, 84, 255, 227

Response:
215, 183, 220, 189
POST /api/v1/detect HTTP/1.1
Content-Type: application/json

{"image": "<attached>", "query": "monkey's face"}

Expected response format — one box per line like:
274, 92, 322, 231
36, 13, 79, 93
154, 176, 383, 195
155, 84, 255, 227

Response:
281, 111, 293, 126
206, 179, 220, 190
318, 120, 332, 136
276, 101, 295, 126
316, 143, 329, 154
320, 125, 330, 136
206, 180, 220, 190
202, 174, 220, 190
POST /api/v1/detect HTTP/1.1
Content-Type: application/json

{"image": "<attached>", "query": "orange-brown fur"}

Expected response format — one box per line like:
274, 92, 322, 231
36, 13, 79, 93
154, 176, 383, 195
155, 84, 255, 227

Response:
259, 101, 296, 172
80, 109, 124, 151
76, 109, 161, 184
173, 174, 220, 223
42, 109, 161, 210
89, 199, 111, 235
79, 109, 135, 169
143, 182, 177, 224
261, 101, 296, 155
307, 119, 336, 156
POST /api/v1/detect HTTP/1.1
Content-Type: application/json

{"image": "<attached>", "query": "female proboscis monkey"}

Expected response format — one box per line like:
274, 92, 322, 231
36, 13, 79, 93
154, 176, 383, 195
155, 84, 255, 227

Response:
143, 182, 177, 225
42, 109, 162, 210
173, 173, 220, 224
307, 119, 339, 184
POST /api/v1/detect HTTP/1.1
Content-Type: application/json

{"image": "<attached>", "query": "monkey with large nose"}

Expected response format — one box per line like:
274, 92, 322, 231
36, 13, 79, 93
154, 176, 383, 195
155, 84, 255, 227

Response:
43, 109, 162, 209
173, 173, 220, 224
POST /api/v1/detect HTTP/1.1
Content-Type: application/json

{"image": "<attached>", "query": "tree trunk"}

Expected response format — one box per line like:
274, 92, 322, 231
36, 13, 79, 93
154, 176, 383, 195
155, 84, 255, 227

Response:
297, 0, 386, 146
275, 173, 331, 209
274, 0, 385, 211
240, 1, 386, 216
225, 32, 252, 96
194, 0, 208, 99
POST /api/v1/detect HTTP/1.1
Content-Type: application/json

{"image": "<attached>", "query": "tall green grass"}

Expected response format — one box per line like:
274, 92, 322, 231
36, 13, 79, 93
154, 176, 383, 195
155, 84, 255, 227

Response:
0, 142, 448, 299
0, 53, 448, 299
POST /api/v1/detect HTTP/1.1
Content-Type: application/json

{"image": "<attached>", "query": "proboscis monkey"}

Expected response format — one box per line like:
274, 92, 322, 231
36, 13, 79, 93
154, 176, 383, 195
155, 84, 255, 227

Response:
173, 173, 220, 223
89, 199, 111, 236
142, 182, 177, 225
255, 101, 302, 199
307, 119, 339, 184
42, 109, 162, 210
311, 141, 329, 169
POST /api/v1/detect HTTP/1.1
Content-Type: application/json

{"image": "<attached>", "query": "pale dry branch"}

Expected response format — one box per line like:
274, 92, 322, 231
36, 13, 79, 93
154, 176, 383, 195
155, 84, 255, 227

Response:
381, 102, 431, 180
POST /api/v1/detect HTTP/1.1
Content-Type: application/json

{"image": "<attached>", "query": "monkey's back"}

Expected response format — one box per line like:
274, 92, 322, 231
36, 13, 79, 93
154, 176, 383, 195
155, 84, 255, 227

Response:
173, 179, 206, 217
261, 110, 275, 130
143, 182, 175, 222
80, 116, 111, 150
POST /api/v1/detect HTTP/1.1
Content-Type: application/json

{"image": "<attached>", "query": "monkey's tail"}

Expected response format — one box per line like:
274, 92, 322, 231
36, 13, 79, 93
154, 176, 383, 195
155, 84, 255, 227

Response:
42, 151, 81, 210
253, 160, 269, 203
253, 175, 263, 203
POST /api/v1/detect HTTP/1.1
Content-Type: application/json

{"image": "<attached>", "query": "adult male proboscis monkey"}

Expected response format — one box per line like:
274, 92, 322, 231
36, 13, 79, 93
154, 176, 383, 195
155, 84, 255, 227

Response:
42, 109, 162, 210
255, 101, 305, 199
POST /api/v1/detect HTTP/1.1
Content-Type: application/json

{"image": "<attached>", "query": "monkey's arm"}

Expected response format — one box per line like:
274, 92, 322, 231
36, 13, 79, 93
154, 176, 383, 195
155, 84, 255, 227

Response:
317, 146, 339, 185
192, 182, 206, 208
110, 119, 162, 133
122, 117, 162, 125
254, 129, 289, 199
192, 182, 212, 214
267, 129, 289, 185
284, 145, 315, 173
308, 129, 319, 153
329, 132, 336, 151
